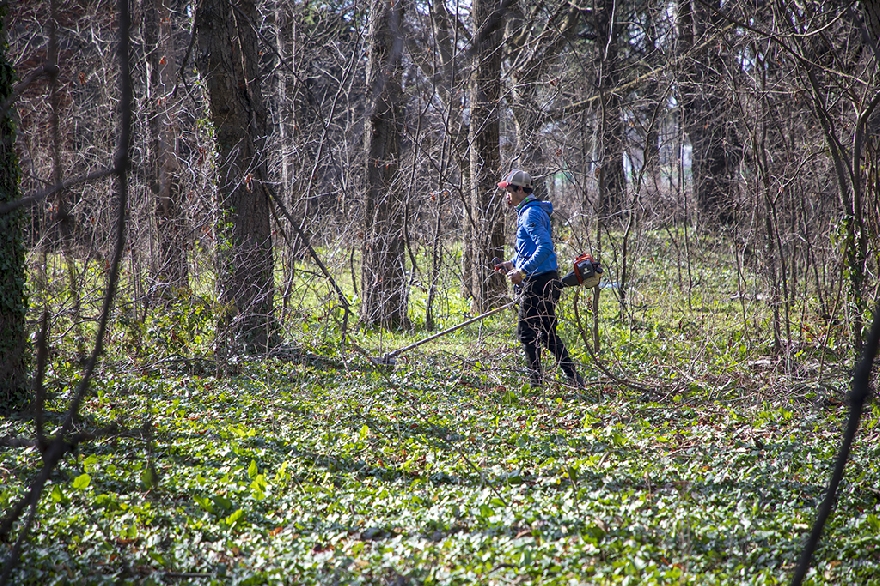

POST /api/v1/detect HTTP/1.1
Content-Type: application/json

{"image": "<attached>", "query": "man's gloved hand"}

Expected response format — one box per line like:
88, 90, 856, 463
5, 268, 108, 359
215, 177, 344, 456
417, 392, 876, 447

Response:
506, 268, 524, 284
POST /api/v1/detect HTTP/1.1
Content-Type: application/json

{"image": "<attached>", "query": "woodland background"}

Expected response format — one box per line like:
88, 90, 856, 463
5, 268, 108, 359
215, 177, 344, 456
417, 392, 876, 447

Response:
2, 0, 880, 584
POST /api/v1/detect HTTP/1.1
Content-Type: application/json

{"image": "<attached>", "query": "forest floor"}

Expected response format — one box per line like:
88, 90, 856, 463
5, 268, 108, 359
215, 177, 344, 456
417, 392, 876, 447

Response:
3, 244, 880, 584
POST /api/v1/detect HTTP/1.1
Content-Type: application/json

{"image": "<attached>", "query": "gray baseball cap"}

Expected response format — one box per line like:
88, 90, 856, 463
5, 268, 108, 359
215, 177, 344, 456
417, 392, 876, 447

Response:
497, 169, 533, 189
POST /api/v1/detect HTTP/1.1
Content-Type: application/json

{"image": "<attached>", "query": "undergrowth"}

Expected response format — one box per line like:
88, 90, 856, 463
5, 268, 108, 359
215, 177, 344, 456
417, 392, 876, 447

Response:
1, 234, 874, 585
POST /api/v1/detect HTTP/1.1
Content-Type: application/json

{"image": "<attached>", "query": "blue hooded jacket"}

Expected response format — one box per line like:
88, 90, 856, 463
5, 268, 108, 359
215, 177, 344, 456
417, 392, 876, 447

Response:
511, 196, 558, 276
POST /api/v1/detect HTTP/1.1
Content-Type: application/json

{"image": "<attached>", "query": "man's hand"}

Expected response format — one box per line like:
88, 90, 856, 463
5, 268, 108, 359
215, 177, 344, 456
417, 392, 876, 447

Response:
499, 260, 514, 272
506, 268, 524, 284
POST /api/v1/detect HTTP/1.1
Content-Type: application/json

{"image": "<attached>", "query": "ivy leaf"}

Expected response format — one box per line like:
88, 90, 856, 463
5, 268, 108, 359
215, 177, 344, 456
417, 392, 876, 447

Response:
50, 485, 68, 503
250, 474, 267, 500
149, 551, 167, 567
224, 508, 246, 530
274, 460, 289, 482
72, 473, 91, 490
194, 495, 214, 514
212, 495, 233, 512
140, 467, 159, 490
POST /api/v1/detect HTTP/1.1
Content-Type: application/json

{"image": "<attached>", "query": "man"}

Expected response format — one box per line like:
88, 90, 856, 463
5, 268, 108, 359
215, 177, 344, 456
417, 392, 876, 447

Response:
497, 169, 585, 388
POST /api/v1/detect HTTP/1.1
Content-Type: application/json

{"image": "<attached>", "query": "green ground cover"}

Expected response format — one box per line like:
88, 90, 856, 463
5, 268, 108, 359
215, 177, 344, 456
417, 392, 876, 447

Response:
3, 236, 878, 584
3, 350, 880, 584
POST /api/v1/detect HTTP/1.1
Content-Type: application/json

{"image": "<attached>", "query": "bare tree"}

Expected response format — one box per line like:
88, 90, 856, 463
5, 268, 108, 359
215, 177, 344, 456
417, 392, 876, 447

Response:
591, 0, 627, 220
503, 2, 580, 170
196, 0, 275, 358
861, 0, 880, 49
781, 2, 880, 352
466, 0, 507, 312
401, 1, 471, 330
678, 0, 740, 225
360, 0, 410, 329
145, 0, 188, 298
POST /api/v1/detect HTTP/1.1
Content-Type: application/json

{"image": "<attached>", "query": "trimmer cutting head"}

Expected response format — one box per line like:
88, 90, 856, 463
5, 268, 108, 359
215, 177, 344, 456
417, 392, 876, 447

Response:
372, 354, 398, 367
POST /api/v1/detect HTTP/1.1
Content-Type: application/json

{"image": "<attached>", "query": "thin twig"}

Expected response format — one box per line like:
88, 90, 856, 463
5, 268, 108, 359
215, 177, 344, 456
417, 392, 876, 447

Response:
791, 300, 880, 586
0, 63, 57, 114
571, 285, 660, 396
0, 424, 150, 451
849, 4, 880, 65
32, 310, 49, 451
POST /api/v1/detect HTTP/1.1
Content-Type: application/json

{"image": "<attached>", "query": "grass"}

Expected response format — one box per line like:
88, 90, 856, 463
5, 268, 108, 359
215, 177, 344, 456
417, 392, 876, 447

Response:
2, 234, 875, 585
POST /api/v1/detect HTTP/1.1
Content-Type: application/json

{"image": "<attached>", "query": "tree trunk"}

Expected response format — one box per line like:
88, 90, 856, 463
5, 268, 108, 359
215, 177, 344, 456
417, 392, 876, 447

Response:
147, 0, 187, 298
467, 0, 507, 312
360, 0, 410, 329
593, 0, 626, 219
861, 1, 880, 52
0, 6, 28, 411
678, 0, 738, 224
196, 0, 274, 357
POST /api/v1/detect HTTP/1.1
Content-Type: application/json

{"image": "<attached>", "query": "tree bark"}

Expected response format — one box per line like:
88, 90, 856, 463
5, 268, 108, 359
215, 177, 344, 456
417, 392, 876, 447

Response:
147, 0, 188, 298
467, 0, 507, 312
360, 0, 410, 329
0, 5, 28, 411
678, 0, 739, 224
861, 0, 880, 50
196, 0, 274, 357
592, 0, 626, 219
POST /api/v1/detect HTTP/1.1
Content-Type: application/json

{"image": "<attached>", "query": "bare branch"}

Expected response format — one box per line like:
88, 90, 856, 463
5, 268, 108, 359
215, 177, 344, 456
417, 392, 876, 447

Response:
0, 0, 132, 579
851, 3, 880, 65
32, 310, 49, 451
791, 300, 880, 585
0, 64, 57, 114
0, 166, 115, 217
567, 22, 737, 113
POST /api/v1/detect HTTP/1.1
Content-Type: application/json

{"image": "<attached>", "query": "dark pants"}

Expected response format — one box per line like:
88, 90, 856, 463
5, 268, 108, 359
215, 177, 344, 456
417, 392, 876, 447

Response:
516, 271, 581, 385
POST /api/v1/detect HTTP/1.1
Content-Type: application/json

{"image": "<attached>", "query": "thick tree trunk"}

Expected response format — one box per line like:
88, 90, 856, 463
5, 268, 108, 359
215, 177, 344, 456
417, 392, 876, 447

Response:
196, 0, 274, 357
467, 0, 507, 312
360, 0, 410, 329
861, 0, 880, 48
0, 6, 28, 410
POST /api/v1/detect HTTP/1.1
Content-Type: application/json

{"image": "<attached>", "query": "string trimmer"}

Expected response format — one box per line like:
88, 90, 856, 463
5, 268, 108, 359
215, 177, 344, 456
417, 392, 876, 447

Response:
367, 252, 602, 367
371, 300, 517, 366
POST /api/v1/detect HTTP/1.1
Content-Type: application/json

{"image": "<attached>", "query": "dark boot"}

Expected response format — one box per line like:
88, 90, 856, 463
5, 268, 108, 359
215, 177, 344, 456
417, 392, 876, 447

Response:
523, 345, 542, 386
566, 371, 587, 389
559, 356, 586, 389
